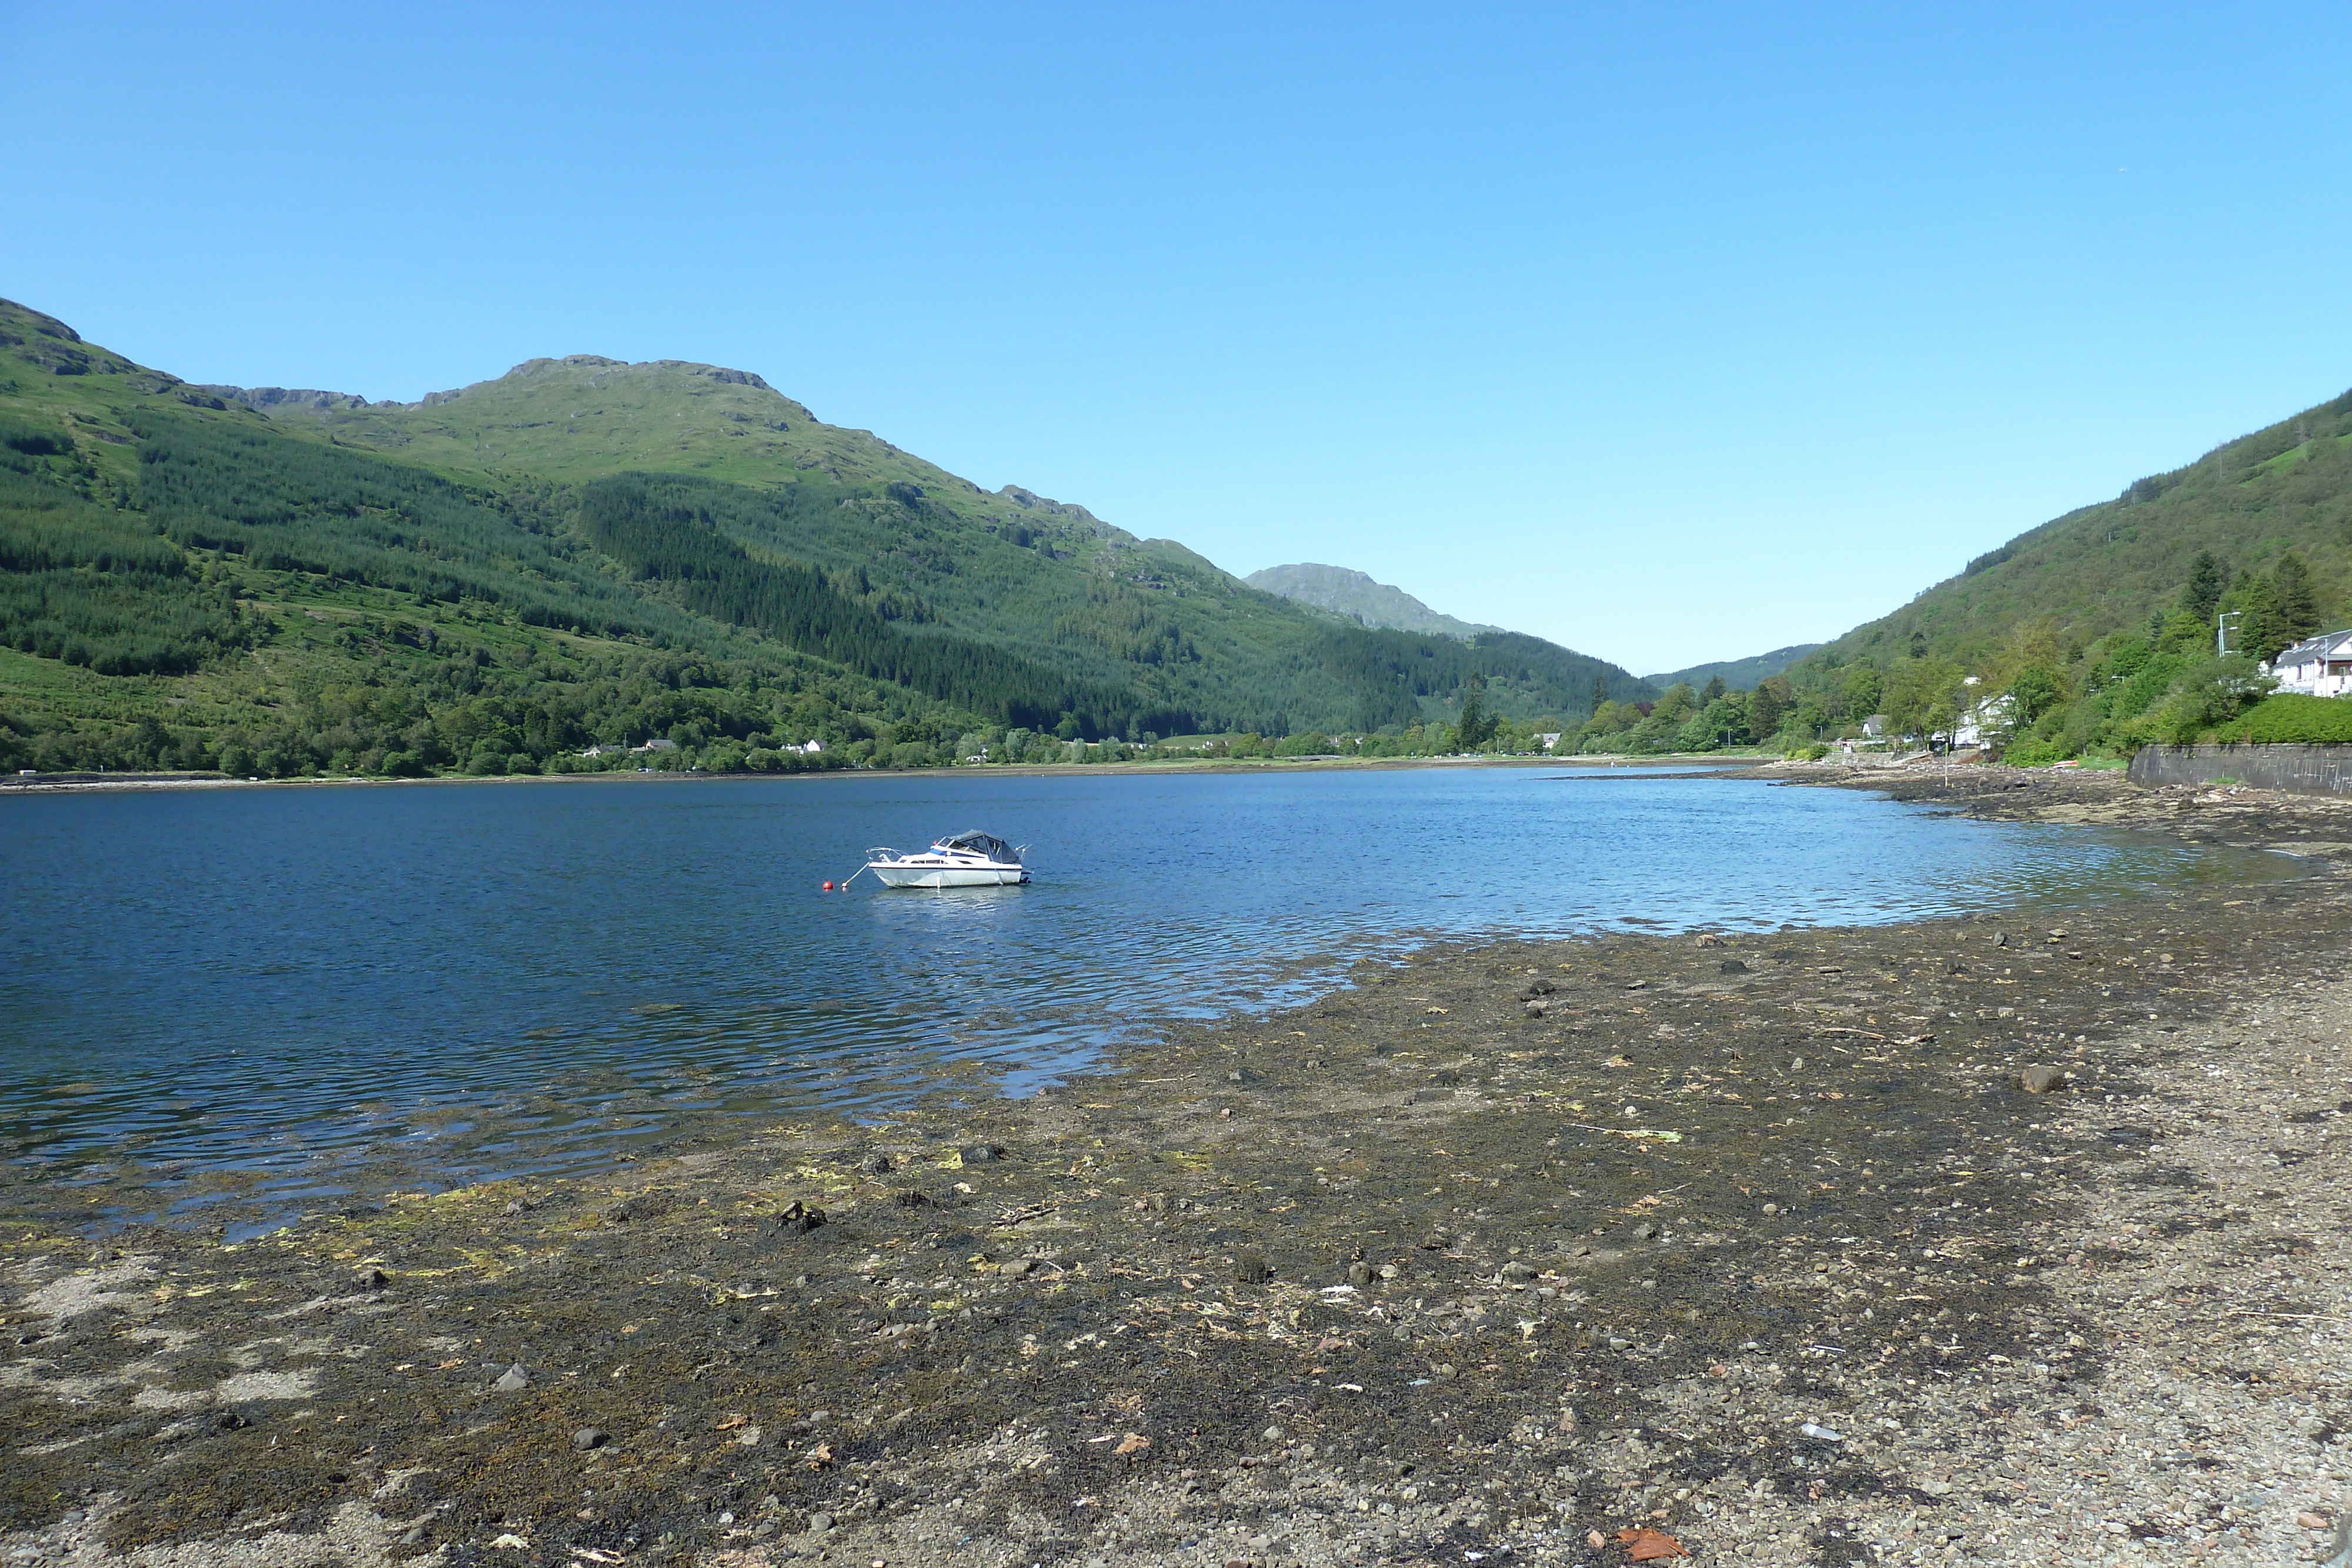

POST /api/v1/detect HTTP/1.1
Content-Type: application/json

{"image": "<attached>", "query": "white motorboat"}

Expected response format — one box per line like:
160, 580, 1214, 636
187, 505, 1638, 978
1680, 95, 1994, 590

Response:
851, 830, 1030, 889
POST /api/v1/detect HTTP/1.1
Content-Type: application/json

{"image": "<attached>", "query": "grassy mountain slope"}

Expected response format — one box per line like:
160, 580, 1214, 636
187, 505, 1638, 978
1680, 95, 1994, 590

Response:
1645, 643, 1821, 691
216, 347, 1648, 732
1693, 381, 2352, 762
1821, 386, 2352, 668
0, 302, 990, 775
0, 298, 1646, 773
1244, 561, 1504, 640
205, 355, 1027, 504
1549, 382, 2352, 763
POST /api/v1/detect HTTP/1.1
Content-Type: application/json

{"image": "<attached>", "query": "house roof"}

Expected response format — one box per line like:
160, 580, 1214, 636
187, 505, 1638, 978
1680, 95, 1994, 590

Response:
2273, 628, 2352, 664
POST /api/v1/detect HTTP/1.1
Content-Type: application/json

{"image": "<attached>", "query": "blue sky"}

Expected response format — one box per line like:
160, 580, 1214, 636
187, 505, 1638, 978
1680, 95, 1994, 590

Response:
8, 5, 2351, 674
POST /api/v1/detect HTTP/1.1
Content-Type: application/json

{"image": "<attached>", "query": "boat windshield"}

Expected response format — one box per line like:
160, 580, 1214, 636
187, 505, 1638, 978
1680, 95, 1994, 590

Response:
940, 831, 1017, 862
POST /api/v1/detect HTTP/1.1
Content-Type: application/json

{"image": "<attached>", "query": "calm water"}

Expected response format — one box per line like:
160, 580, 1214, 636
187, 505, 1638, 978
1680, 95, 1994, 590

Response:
0, 765, 2283, 1208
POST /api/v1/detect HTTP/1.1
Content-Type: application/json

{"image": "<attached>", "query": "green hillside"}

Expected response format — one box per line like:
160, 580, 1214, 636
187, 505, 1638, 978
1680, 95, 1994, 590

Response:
1823, 387, 2352, 666
1747, 380, 2352, 758
233, 354, 1646, 732
1535, 383, 2352, 763
0, 298, 1643, 775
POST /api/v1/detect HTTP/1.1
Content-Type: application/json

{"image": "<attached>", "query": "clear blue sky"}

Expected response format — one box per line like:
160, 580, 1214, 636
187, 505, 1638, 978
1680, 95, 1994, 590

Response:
8, 5, 2351, 674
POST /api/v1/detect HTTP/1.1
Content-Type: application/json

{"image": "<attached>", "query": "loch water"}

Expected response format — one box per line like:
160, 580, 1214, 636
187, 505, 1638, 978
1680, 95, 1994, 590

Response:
0, 764, 2286, 1213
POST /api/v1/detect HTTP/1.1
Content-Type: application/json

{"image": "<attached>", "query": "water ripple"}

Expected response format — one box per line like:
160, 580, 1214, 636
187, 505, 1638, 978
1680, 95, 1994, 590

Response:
0, 765, 2285, 1209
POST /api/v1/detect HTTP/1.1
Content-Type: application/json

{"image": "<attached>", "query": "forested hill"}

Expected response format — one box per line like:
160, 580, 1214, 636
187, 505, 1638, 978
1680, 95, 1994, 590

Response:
1820, 383, 2352, 669
0, 297, 1643, 774
198, 335, 1649, 731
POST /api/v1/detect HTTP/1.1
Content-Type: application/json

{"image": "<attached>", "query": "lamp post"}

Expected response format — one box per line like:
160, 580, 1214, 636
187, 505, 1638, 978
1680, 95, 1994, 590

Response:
2217, 610, 2242, 657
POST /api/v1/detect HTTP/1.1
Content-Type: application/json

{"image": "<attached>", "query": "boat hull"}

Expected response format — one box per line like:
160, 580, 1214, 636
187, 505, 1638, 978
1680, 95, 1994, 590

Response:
869, 864, 1028, 888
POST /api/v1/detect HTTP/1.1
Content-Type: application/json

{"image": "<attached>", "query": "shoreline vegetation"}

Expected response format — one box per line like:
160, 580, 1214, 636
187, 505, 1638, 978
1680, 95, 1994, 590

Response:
0, 751, 1748, 795
6, 766, 2351, 1567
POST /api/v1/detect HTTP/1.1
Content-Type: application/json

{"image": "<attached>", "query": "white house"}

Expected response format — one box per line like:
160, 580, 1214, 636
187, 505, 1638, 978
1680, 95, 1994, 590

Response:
1839, 715, 1893, 754
2264, 628, 2352, 697
1950, 677, 2016, 749
793, 738, 824, 754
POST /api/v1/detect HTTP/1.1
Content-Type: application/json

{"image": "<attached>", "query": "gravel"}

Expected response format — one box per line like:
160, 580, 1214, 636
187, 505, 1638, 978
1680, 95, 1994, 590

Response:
3, 762, 2348, 1567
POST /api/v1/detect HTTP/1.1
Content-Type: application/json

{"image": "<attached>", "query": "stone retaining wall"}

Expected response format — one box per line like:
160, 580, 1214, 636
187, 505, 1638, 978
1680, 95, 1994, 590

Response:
2128, 742, 2352, 795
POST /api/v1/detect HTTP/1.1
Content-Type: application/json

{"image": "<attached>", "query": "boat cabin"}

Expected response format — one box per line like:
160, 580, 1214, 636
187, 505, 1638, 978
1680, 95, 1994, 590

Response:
940, 831, 1019, 863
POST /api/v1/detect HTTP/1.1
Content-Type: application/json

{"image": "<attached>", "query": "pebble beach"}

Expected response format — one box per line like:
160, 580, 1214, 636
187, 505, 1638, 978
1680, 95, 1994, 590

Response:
4, 763, 2350, 1568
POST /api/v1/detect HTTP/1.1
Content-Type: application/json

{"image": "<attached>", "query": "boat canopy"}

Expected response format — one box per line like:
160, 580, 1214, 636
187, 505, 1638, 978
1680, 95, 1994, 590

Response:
940, 830, 1019, 863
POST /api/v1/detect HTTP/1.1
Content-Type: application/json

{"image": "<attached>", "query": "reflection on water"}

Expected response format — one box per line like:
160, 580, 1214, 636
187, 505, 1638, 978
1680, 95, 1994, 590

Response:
0, 765, 2288, 1207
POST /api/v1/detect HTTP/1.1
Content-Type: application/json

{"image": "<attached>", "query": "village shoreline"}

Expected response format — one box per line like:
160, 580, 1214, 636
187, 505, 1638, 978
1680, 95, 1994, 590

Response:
4, 769, 2350, 1568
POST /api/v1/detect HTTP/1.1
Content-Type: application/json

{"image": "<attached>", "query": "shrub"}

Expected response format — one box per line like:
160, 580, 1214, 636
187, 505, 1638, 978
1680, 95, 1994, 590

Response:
0, 414, 74, 457
2221, 693, 2352, 745
2002, 738, 2068, 768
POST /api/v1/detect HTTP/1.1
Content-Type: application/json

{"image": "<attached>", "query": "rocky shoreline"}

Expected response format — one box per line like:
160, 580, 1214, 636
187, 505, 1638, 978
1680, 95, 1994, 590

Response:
0, 755, 1675, 796
5, 764, 2350, 1568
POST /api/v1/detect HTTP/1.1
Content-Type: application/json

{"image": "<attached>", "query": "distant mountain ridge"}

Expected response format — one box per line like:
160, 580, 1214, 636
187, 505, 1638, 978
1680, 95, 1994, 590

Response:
1245, 562, 1503, 640
1645, 644, 1822, 691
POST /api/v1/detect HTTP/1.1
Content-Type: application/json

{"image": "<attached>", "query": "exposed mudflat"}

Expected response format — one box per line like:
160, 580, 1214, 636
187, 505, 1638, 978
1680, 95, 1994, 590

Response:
6, 764, 2351, 1568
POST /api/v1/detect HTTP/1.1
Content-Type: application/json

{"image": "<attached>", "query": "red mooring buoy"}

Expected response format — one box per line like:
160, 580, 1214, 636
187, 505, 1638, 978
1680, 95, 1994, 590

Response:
821, 880, 835, 892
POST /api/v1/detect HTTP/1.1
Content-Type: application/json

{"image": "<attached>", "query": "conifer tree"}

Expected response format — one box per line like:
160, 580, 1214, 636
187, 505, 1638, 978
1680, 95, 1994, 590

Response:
2180, 550, 2226, 622
2261, 552, 2321, 659
1455, 672, 1498, 750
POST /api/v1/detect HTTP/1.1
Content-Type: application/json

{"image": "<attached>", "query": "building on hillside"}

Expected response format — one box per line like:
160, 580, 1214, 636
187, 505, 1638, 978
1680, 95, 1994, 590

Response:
1951, 678, 2016, 750
632, 738, 679, 754
1537, 733, 1562, 751
2264, 630, 2352, 697
579, 743, 629, 757
1861, 714, 1887, 739
792, 738, 824, 754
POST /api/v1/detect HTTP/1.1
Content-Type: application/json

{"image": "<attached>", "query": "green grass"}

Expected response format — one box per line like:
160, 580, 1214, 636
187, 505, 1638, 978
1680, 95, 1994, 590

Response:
220, 355, 906, 494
